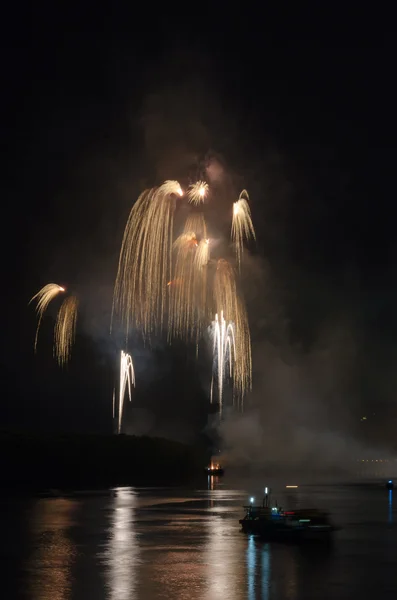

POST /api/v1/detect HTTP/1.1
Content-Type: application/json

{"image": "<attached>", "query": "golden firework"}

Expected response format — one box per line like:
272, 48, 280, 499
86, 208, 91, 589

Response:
187, 181, 209, 205
168, 232, 199, 341
232, 295, 252, 408
111, 175, 254, 414
112, 180, 182, 338
195, 238, 210, 322
183, 212, 207, 240
29, 283, 65, 351
195, 238, 210, 270
54, 296, 78, 366
231, 189, 256, 269
213, 259, 237, 319
174, 232, 198, 250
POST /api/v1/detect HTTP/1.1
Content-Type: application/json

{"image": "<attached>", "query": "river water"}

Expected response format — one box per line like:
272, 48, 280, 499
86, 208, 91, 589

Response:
1, 478, 396, 599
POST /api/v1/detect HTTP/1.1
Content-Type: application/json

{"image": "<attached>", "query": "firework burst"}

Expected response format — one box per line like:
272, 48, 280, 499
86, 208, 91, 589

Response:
54, 296, 79, 367
231, 189, 256, 269
29, 283, 65, 351
111, 177, 254, 416
118, 350, 135, 434
112, 180, 183, 339
187, 181, 209, 205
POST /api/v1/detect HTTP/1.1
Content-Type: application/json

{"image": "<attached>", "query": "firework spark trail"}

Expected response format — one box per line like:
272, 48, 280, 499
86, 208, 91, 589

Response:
195, 238, 210, 330
29, 284, 65, 351
213, 259, 238, 319
174, 231, 198, 250
210, 312, 236, 417
232, 296, 252, 410
213, 259, 252, 408
112, 180, 182, 339
183, 216, 209, 342
54, 296, 78, 367
168, 232, 198, 341
231, 189, 256, 269
183, 212, 207, 240
119, 351, 135, 434
187, 181, 209, 205
195, 238, 210, 270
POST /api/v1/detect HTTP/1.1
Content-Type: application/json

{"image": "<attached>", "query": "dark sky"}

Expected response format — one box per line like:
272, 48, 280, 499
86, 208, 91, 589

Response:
2, 8, 397, 455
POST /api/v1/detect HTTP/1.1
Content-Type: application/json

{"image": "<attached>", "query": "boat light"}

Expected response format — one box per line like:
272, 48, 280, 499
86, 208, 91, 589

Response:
286, 485, 298, 489
250, 497, 254, 504
265, 487, 268, 494
389, 480, 393, 484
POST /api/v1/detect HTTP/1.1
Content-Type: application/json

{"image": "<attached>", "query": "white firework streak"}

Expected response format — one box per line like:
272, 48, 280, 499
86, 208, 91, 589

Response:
210, 311, 236, 417
119, 351, 135, 434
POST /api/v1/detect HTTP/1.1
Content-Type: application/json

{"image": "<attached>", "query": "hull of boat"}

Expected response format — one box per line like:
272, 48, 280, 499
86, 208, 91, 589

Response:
239, 519, 335, 542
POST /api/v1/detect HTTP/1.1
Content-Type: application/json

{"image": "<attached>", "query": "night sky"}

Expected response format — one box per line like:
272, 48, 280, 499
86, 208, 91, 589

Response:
2, 9, 397, 458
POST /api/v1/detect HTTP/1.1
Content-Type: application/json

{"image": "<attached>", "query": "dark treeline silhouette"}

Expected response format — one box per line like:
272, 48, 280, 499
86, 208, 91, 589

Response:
0, 431, 209, 490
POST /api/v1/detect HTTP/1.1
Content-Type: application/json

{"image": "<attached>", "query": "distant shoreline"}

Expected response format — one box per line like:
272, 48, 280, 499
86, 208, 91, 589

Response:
0, 431, 209, 490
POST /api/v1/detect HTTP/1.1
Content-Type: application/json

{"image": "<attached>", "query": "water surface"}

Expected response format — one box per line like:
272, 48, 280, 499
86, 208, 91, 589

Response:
1, 479, 395, 599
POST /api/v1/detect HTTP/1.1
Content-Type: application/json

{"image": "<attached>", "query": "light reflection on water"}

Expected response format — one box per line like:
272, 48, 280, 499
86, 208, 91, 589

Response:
3, 482, 396, 599
247, 535, 256, 599
25, 498, 78, 600
206, 493, 245, 599
262, 542, 270, 600
246, 537, 273, 600
388, 490, 393, 524
104, 487, 139, 600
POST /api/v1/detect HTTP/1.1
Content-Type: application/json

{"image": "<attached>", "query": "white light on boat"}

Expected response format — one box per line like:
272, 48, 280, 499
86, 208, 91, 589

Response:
286, 485, 298, 489
250, 497, 254, 504
265, 487, 268, 495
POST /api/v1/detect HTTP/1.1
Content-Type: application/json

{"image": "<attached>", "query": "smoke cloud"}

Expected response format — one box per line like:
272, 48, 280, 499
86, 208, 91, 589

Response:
217, 319, 395, 478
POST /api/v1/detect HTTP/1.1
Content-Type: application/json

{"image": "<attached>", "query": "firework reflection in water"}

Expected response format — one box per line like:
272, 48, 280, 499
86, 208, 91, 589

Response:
118, 351, 135, 434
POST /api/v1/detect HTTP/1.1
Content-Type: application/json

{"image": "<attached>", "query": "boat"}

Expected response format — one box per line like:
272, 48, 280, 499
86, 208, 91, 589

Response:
206, 463, 224, 476
239, 491, 337, 542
